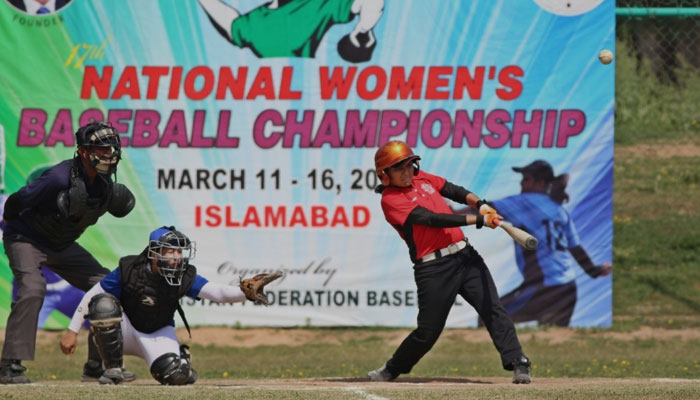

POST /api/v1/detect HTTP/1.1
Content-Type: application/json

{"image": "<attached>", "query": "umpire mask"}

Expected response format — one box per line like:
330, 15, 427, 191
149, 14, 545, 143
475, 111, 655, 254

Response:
75, 122, 122, 176
147, 227, 196, 286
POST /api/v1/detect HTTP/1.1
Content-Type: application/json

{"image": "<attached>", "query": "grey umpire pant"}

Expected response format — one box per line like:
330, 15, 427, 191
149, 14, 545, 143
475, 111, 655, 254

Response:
2, 237, 109, 361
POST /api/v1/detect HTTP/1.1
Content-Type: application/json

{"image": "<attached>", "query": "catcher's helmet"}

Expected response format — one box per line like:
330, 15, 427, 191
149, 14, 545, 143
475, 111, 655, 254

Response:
374, 140, 420, 185
75, 122, 122, 176
147, 226, 196, 286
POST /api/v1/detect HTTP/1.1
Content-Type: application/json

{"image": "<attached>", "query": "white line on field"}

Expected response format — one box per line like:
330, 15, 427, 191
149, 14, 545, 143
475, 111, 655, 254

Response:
345, 386, 390, 400
651, 378, 700, 383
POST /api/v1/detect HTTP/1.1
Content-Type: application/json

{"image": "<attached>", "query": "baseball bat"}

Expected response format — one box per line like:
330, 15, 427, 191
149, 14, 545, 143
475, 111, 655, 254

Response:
496, 220, 538, 250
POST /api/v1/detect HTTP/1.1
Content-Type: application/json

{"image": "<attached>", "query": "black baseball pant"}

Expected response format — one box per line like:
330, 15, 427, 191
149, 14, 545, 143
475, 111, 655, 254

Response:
385, 245, 524, 374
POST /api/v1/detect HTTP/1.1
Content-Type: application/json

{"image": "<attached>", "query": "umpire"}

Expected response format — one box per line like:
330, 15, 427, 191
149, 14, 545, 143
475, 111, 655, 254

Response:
368, 141, 532, 384
0, 122, 136, 384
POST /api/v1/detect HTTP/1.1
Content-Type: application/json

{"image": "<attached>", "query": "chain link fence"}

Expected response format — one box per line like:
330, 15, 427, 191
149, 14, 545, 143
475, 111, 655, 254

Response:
617, 0, 700, 84
615, 0, 700, 142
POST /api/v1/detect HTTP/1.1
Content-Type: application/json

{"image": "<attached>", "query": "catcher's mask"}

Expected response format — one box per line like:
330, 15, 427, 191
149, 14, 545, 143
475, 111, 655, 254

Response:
75, 122, 122, 176
147, 226, 196, 286
374, 140, 421, 185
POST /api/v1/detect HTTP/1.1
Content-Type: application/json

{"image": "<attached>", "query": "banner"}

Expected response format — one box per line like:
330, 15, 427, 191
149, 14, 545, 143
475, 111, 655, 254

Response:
0, 0, 614, 328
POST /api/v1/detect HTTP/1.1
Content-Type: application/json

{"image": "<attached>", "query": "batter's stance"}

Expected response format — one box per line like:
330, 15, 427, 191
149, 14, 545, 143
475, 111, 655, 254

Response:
368, 141, 532, 384
1, 122, 135, 384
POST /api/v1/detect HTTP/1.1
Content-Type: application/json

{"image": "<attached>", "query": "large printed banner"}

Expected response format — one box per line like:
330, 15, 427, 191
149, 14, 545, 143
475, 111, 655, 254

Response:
0, 0, 614, 328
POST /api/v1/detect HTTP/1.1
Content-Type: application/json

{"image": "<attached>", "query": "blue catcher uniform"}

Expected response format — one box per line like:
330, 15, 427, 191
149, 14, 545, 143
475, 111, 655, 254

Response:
66, 227, 251, 385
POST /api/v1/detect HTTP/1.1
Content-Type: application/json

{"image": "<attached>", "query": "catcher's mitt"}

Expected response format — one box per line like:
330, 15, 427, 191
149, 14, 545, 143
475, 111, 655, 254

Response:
239, 271, 283, 306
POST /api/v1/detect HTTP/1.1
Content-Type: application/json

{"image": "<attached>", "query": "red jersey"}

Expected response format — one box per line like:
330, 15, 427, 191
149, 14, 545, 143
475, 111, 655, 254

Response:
381, 170, 465, 261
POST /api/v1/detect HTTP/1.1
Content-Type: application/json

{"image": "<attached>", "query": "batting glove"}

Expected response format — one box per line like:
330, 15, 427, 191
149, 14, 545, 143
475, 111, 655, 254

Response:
476, 213, 503, 229
476, 199, 497, 215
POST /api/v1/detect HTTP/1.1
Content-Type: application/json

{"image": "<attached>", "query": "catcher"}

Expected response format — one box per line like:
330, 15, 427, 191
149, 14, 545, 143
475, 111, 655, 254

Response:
59, 226, 281, 385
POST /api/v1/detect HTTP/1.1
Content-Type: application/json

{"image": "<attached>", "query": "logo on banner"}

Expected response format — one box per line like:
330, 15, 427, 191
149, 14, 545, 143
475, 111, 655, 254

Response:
198, 0, 384, 63
4, 0, 73, 15
533, 0, 604, 16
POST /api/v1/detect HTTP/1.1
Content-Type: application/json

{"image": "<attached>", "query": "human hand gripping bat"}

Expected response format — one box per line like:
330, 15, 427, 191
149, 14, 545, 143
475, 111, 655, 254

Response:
239, 271, 283, 306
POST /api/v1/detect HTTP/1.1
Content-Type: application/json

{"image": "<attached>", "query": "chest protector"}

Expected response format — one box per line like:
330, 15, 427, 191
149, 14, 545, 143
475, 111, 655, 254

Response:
31, 159, 112, 245
118, 253, 196, 333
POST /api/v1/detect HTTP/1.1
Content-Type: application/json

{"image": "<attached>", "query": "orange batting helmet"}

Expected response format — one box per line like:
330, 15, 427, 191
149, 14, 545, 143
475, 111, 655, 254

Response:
374, 141, 421, 185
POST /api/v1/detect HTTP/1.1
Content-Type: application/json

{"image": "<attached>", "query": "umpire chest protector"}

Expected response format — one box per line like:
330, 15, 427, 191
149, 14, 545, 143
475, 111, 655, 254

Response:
118, 254, 196, 333
32, 158, 133, 245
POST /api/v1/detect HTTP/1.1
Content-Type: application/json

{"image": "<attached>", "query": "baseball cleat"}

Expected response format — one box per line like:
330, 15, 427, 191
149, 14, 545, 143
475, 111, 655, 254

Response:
512, 356, 532, 384
368, 363, 399, 382
0, 359, 31, 384
98, 367, 125, 385
82, 360, 136, 383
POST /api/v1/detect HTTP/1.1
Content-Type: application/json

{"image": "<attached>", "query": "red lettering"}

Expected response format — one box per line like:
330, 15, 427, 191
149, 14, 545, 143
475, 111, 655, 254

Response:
311, 206, 328, 227
81, 66, 112, 99
496, 65, 524, 100
142, 66, 169, 99
353, 206, 370, 227
388, 66, 424, 100
216, 67, 247, 99
319, 66, 357, 100
265, 206, 286, 227
289, 206, 308, 227
243, 207, 261, 227
453, 66, 485, 100
246, 67, 275, 100
168, 66, 183, 99
225, 206, 240, 227
206, 206, 221, 227
425, 66, 452, 100
330, 207, 349, 227
279, 66, 302, 100
357, 66, 387, 100
111, 66, 140, 100
184, 66, 215, 100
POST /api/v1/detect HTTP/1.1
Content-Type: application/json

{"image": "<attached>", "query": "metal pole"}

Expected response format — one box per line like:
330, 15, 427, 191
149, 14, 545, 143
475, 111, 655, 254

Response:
616, 8, 700, 17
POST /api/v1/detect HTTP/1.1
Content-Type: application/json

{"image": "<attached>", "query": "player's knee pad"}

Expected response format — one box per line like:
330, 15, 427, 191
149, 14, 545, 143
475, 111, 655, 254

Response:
150, 353, 195, 385
87, 293, 123, 369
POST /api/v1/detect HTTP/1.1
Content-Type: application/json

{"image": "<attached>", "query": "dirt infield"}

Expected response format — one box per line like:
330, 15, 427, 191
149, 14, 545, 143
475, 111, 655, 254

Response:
11, 376, 700, 400
16, 326, 700, 348
25, 376, 700, 388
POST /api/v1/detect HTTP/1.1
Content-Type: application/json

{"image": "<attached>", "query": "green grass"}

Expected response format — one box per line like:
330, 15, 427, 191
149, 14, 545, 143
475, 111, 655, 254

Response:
615, 39, 700, 145
1, 331, 698, 399
612, 151, 700, 323
16, 332, 700, 382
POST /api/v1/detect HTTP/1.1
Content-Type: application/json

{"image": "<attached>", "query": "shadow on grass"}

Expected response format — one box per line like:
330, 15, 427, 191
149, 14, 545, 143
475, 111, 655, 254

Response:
635, 276, 700, 312
326, 377, 493, 384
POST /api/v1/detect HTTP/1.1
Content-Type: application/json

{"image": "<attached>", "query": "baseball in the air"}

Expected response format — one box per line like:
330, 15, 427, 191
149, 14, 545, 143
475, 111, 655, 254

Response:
599, 49, 614, 65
